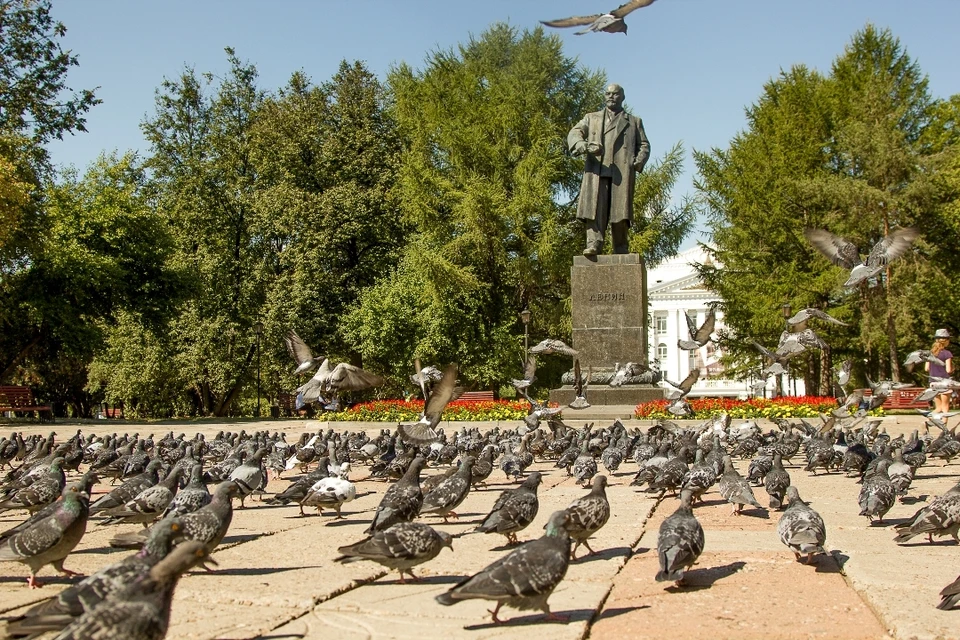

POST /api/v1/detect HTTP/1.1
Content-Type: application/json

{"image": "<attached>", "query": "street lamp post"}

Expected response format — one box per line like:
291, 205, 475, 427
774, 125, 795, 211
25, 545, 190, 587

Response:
254, 321, 264, 418
520, 308, 531, 354
781, 303, 792, 397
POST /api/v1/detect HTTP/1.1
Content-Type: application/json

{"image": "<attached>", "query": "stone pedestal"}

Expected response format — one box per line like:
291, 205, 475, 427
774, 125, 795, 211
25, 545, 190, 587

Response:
548, 253, 660, 408
570, 253, 648, 368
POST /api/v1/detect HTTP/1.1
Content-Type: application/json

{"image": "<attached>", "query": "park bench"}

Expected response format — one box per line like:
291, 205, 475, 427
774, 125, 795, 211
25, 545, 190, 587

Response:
861, 386, 929, 410
455, 390, 496, 403
100, 403, 125, 419
0, 386, 54, 421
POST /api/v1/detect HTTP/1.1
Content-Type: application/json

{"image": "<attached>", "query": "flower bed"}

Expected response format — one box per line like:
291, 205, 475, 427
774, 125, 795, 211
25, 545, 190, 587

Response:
328, 398, 532, 422
635, 396, 850, 420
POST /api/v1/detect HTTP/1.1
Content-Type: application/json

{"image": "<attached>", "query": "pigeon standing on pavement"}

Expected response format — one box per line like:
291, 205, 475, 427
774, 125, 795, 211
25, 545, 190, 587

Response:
655, 488, 704, 586
565, 474, 611, 559
719, 455, 764, 515
0, 482, 91, 588
894, 482, 960, 544
161, 463, 211, 519
436, 510, 573, 624
335, 522, 453, 583
777, 486, 826, 564
475, 472, 542, 545
365, 457, 426, 534
47, 541, 213, 640
228, 447, 268, 508
420, 456, 475, 522
764, 453, 791, 510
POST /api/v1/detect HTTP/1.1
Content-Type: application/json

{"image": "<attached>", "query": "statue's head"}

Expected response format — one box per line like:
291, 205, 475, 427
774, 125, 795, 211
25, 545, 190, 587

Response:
604, 84, 625, 112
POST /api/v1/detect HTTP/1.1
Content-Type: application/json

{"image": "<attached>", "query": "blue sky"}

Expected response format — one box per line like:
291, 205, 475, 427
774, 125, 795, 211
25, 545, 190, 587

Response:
47, 0, 960, 246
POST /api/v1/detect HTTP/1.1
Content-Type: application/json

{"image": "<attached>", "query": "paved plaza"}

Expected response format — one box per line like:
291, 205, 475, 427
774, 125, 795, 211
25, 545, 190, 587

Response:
0, 413, 957, 640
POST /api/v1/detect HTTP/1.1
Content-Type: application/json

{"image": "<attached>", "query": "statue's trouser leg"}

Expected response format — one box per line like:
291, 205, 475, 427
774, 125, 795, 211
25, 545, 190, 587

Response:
611, 221, 629, 254
584, 178, 612, 255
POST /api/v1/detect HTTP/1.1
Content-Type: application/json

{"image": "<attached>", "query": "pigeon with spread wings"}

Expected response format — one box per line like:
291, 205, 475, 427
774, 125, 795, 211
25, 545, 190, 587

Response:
528, 338, 578, 357
678, 308, 715, 351
284, 330, 324, 376
398, 364, 462, 445
541, 0, 658, 35
804, 227, 919, 287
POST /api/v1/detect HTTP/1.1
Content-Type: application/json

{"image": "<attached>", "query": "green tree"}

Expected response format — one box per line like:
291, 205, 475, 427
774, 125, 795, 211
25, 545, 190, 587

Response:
343, 24, 605, 391
250, 62, 406, 399
696, 25, 946, 391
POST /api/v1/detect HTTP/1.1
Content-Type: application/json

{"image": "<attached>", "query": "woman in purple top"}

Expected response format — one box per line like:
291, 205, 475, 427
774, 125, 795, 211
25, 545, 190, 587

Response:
926, 328, 954, 412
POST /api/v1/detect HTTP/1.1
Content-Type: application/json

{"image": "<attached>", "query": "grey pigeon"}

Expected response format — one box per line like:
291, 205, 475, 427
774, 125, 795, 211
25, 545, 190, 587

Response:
89, 459, 164, 516
776, 328, 828, 358
804, 226, 919, 287
265, 457, 329, 507
528, 338, 578, 356
565, 475, 611, 559
904, 349, 947, 370
436, 510, 572, 624
285, 329, 324, 376
764, 453, 791, 509
475, 472, 542, 545
161, 463, 211, 518
0, 456, 66, 514
365, 456, 425, 534
858, 459, 896, 523
6, 517, 187, 636
569, 358, 591, 409
777, 486, 826, 564
0, 482, 90, 588
511, 354, 537, 394
110, 481, 240, 553
719, 455, 764, 515
0, 474, 97, 547
228, 446, 268, 508
786, 307, 847, 329
420, 456, 475, 522
938, 574, 960, 610
894, 481, 960, 544
837, 358, 853, 388
48, 540, 213, 640
659, 369, 699, 400
678, 307, 715, 351
541, 0, 657, 35
336, 522, 453, 583
398, 364, 462, 445
655, 489, 704, 586
101, 467, 183, 526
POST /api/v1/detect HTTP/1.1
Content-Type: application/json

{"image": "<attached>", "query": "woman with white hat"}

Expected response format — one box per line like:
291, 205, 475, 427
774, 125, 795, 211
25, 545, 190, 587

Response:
926, 329, 954, 412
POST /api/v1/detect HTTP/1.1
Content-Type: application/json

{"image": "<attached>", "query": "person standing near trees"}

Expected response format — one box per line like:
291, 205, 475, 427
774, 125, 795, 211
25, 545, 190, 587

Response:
926, 328, 954, 413
567, 83, 650, 256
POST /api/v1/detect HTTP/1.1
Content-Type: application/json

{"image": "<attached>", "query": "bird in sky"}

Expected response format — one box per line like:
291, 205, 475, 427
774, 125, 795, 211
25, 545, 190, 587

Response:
804, 227, 920, 287
541, 0, 658, 35
284, 330, 324, 376
678, 307, 715, 351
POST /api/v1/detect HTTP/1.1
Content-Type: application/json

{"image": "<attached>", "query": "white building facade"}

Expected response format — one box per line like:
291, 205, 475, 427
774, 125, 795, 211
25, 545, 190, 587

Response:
647, 246, 804, 398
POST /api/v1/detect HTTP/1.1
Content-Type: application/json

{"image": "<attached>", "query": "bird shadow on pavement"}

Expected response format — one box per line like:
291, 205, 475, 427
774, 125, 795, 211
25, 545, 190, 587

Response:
192, 565, 320, 577
572, 546, 632, 564
464, 606, 619, 629
736, 507, 770, 519
899, 494, 928, 505
870, 517, 910, 527
692, 498, 728, 508
72, 545, 125, 556
221, 533, 263, 545
665, 560, 746, 591
0, 575, 80, 587
815, 552, 845, 574
375, 575, 462, 586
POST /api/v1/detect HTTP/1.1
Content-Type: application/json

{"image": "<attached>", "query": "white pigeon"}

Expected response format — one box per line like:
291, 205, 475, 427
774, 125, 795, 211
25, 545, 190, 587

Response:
299, 474, 357, 518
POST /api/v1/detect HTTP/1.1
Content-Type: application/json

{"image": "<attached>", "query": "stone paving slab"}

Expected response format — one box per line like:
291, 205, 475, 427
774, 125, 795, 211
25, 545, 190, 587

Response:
1, 414, 958, 640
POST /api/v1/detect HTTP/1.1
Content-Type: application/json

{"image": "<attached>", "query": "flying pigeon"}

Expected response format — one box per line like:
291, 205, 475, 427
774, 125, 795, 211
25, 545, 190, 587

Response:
528, 338, 578, 356
398, 364, 462, 445
786, 308, 847, 329
678, 307, 715, 351
804, 227, 920, 287
511, 354, 537, 394
569, 359, 592, 409
659, 369, 700, 400
904, 349, 947, 370
284, 329, 324, 376
541, 0, 658, 35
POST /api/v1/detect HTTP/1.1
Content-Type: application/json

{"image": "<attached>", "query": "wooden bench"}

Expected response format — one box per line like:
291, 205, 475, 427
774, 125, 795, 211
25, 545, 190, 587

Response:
0, 386, 53, 421
455, 390, 496, 403
861, 386, 929, 410
100, 403, 125, 419
276, 393, 310, 417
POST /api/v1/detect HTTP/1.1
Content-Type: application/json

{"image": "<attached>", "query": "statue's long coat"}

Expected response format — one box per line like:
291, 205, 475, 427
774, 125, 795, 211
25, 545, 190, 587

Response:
568, 110, 650, 224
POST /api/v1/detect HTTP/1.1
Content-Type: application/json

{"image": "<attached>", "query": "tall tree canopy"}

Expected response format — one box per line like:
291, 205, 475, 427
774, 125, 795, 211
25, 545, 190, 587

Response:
696, 25, 950, 391
343, 24, 605, 390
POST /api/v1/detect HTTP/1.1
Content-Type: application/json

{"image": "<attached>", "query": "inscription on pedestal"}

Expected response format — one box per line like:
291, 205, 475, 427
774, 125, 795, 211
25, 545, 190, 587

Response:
570, 253, 648, 370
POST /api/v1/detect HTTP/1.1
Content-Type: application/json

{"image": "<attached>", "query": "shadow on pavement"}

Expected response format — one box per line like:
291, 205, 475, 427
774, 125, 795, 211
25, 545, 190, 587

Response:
665, 560, 746, 591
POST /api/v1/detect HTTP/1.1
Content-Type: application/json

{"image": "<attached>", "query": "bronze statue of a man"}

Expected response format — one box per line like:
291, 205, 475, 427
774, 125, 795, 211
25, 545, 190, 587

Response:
568, 83, 650, 256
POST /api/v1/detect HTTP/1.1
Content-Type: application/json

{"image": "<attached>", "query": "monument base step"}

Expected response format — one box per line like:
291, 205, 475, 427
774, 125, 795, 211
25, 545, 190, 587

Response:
549, 385, 662, 409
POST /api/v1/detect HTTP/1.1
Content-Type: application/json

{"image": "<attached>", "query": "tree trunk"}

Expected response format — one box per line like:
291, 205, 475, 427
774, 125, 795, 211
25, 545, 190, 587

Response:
820, 345, 832, 396
214, 342, 257, 417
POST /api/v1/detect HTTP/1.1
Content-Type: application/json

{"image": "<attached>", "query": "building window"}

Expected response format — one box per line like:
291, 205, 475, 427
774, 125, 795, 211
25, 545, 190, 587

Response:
655, 313, 667, 336
657, 343, 668, 361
